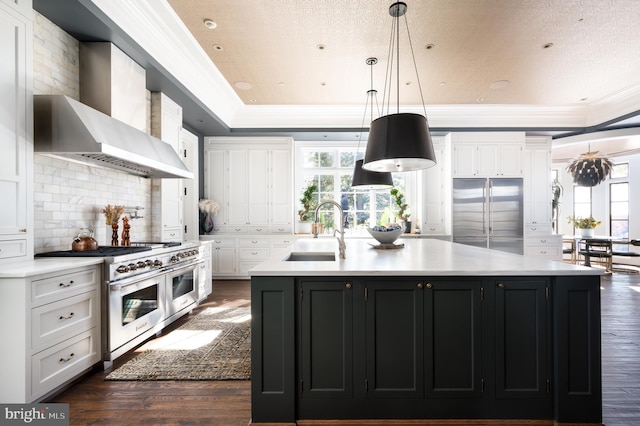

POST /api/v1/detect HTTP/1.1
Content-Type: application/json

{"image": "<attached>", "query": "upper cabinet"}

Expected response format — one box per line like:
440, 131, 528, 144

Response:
1, 0, 31, 18
452, 132, 524, 178
421, 136, 451, 235
204, 137, 293, 235
151, 92, 184, 241
523, 136, 553, 228
0, 2, 32, 264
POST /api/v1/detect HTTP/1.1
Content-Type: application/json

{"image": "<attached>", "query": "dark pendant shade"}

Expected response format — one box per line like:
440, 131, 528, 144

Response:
351, 159, 393, 189
362, 113, 437, 172
566, 151, 614, 187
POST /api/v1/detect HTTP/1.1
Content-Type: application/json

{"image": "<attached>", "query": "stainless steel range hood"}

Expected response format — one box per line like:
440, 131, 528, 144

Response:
34, 95, 193, 179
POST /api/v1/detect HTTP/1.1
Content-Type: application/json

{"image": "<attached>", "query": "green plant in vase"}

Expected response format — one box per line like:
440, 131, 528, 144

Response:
297, 182, 317, 233
390, 187, 411, 233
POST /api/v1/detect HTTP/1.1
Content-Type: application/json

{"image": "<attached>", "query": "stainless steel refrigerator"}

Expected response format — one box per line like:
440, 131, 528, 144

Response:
452, 178, 524, 255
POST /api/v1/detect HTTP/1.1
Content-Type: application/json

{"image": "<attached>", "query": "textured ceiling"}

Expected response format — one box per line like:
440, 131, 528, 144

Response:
167, 0, 640, 108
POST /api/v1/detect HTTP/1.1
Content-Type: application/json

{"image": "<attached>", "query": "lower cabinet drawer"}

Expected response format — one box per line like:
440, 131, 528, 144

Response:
31, 267, 98, 306
238, 248, 269, 261
31, 289, 99, 351
421, 224, 444, 234
31, 328, 100, 400
524, 246, 562, 259
162, 228, 182, 241
0, 238, 27, 260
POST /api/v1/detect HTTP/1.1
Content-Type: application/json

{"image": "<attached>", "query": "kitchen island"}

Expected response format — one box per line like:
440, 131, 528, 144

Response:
249, 238, 603, 424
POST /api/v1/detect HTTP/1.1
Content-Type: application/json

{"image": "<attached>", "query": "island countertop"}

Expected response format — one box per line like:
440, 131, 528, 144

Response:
249, 237, 601, 276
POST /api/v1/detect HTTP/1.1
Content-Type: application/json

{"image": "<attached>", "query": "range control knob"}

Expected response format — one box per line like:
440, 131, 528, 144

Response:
153, 260, 163, 267
145, 260, 153, 266
136, 261, 146, 269
116, 265, 129, 273
128, 263, 137, 270
170, 255, 179, 263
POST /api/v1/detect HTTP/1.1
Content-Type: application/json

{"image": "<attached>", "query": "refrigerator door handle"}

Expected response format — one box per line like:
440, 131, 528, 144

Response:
482, 182, 487, 235
488, 180, 493, 235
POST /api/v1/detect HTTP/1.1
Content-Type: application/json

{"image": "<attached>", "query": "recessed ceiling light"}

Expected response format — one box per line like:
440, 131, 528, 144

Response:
489, 80, 510, 89
542, 42, 554, 49
320, 82, 327, 86
203, 19, 217, 29
476, 97, 485, 102
425, 43, 435, 50
277, 82, 285, 86
249, 99, 257, 103
317, 44, 326, 50
212, 44, 223, 51
439, 82, 446, 86
234, 81, 252, 90
581, 97, 588, 102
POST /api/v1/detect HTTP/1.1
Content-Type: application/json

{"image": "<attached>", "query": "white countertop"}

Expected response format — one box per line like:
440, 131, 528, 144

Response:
249, 237, 602, 277
0, 257, 104, 278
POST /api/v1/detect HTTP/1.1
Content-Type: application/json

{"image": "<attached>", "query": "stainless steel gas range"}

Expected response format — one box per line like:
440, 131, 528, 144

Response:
37, 242, 203, 368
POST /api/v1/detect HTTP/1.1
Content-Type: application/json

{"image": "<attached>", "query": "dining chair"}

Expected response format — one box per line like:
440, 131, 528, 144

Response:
578, 239, 613, 272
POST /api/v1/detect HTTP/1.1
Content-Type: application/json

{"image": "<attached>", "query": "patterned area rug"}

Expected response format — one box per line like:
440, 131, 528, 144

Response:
105, 305, 251, 381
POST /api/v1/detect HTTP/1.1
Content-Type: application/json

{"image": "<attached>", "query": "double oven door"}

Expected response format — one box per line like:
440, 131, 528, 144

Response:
165, 261, 203, 321
108, 273, 166, 356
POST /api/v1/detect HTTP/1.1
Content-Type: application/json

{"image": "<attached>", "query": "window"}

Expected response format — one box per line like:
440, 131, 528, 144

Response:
610, 163, 629, 239
610, 183, 629, 239
297, 144, 413, 234
573, 186, 592, 221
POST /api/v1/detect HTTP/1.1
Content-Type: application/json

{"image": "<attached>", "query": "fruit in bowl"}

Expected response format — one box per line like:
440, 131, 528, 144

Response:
367, 224, 404, 245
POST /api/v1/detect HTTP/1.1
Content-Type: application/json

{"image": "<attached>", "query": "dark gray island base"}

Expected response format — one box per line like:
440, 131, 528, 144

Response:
250, 240, 602, 424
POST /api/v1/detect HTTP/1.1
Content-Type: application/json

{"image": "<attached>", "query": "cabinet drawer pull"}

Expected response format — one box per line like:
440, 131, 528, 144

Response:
59, 312, 75, 321
59, 353, 75, 363
540, 239, 547, 243
252, 240, 258, 244
498, 283, 505, 288
417, 283, 423, 289
252, 252, 258, 255
345, 283, 352, 289
256, 228, 263, 232
425, 283, 433, 289
19, 228, 27, 233
59, 280, 74, 288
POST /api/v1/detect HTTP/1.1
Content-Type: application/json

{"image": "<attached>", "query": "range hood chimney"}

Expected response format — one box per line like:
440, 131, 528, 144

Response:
34, 42, 193, 179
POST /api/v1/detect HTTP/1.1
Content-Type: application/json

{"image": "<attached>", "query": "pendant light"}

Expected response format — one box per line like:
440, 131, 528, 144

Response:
566, 145, 614, 187
363, 2, 436, 173
352, 57, 393, 189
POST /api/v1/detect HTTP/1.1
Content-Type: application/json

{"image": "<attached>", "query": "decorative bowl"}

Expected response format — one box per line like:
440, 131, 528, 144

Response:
366, 225, 404, 245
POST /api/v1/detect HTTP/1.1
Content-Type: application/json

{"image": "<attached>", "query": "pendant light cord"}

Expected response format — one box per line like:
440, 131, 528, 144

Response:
381, 4, 428, 117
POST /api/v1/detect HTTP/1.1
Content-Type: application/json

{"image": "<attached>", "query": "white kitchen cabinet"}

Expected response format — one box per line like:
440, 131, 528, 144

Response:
523, 136, 553, 227
181, 129, 200, 242
1, 0, 31, 18
0, 264, 101, 402
237, 237, 270, 277
421, 136, 450, 235
197, 241, 212, 301
451, 132, 524, 178
151, 92, 184, 242
0, 2, 32, 264
524, 234, 563, 260
204, 137, 293, 235
523, 136, 556, 258
210, 237, 237, 277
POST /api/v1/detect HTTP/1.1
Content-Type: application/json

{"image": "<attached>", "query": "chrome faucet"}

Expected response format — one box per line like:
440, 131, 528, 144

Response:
313, 200, 346, 259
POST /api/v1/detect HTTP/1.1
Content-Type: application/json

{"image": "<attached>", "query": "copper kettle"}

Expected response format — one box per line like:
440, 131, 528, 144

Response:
72, 228, 99, 252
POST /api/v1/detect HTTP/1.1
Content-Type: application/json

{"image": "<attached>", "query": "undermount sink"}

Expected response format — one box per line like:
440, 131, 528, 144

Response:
285, 252, 336, 262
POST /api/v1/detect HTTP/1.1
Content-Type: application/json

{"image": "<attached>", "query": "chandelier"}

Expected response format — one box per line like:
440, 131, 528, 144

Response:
566, 150, 614, 187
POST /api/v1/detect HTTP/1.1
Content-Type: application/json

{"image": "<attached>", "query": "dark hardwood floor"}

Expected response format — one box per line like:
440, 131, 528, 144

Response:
47, 274, 640, 426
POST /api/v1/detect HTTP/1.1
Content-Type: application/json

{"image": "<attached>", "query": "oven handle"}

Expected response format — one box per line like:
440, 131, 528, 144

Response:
165, 259, 204, 274
109, 274, 165, 292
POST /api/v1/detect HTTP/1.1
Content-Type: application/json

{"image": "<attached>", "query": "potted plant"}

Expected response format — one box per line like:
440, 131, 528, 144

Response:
390, 187, 411, 233
567, 215, 601, 238
297, 182, 317, 234
551, 179, 563, 232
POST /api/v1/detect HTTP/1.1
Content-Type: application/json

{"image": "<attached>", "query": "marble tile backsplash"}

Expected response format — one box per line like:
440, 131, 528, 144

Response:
32, 11, 153, 252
